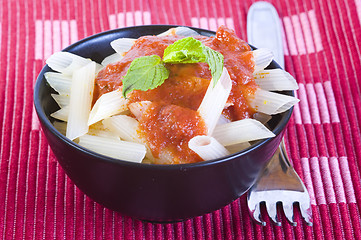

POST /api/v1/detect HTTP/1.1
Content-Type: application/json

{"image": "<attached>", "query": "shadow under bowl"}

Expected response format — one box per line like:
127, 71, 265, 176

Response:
34, 25, 293, 222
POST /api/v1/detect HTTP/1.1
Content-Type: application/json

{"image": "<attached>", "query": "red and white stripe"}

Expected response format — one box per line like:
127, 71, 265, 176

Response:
108, 11, 151, 29
295, 82, 340, 124
283, 10, 323, 56
191, 17, 235, 31
302, 156, 356, 205
355, 0, 361, 23
35, 20, 78, 60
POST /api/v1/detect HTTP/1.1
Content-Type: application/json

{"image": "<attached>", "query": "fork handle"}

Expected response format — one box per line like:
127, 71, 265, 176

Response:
257, 139, 305, 191
279, 138, 292, 167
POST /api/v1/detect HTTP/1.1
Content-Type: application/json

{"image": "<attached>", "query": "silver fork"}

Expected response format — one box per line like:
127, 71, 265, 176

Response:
247, 139, 313, 226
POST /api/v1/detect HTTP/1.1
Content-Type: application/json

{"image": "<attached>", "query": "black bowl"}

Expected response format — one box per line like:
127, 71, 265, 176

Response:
34, 25, 293, 222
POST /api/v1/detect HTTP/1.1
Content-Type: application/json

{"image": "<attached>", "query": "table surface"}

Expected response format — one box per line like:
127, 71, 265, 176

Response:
1, 0, 361, 239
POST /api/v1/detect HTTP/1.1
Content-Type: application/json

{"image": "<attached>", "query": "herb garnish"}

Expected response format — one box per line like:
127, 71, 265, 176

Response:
121, 37, 224, 98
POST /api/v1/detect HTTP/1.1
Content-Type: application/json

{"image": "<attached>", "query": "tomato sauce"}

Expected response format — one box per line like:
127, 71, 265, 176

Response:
138, 103, 207, 164
94, 26, 258, 164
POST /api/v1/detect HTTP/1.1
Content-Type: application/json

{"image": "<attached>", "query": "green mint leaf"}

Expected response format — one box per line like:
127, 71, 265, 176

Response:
163, 37, 207, 63
122, 55, 169, 98
163, 37, 224, 86
203, 46, 224, 87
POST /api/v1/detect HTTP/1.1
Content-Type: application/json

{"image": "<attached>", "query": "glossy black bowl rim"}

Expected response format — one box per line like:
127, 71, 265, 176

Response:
34, 24, 294, 170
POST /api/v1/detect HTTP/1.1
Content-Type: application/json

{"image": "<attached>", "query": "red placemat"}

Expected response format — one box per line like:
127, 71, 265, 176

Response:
1, 0, 361, 239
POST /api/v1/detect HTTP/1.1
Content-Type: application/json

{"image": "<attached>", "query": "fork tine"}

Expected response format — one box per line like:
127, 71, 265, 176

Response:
249, 202, 266, 226
282, 203, 297, 226
247, 138, 313, 227
247, 192, 267, 226
265, 201, 281, 226
299, 201, 313, 226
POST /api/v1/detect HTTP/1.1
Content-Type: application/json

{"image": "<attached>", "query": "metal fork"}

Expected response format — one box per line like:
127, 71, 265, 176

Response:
247, 139, 313, 226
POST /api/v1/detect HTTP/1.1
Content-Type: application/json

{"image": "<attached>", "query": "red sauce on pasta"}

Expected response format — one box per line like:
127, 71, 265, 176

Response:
94, 26, 258, 164
138, 103, 207, 164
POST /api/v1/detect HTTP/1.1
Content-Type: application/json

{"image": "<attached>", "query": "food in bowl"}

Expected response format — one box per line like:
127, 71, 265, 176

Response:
45, 26, 298, 165
34, 25, 297, 221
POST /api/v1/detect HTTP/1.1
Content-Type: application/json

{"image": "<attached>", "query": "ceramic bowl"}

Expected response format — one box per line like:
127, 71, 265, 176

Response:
34, 25, 293, 222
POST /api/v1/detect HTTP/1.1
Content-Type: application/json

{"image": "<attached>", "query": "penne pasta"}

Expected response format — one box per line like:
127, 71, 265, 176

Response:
197, 67, 232, 135
101, 53, 123, 66
78, 134, 146, 163
225, 142, 251, 154
110, 38, 136, 55
53, 121, 67, 135
188, 135, 230, 161
87, 120, 119, 139
217, 114, 231, 125
66, 61, 97, 140
128, 101, 152, 120
102, 115, 155, 161
95, 63, 104, 73
87, 128, 120, 139
46, 52, 92, 76
44, 72, 72, 95
87, 121, 121, 138
252, 112, 272, 124
155, 149, 178, 165
249, 88, 299, 115
88, 121, 108, 130
157, 27, 199, 37
88, 88, 128, 126
51, 94, 70, 108
254, 69, 298, 91
253, 48, 274, 72
102, 115, 142, 143
50, 106, 69, 122
212, 118, 275, 146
